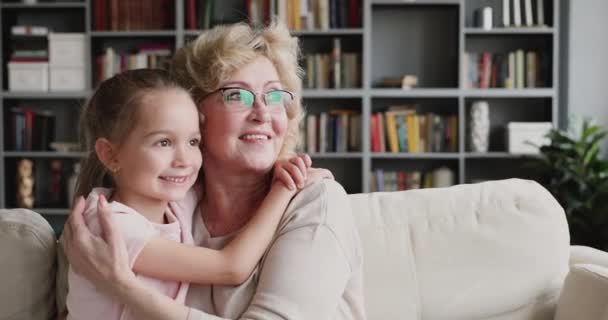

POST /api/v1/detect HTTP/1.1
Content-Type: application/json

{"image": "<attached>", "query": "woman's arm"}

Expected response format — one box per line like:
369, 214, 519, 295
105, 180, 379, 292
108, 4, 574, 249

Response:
62, 196, 193, 320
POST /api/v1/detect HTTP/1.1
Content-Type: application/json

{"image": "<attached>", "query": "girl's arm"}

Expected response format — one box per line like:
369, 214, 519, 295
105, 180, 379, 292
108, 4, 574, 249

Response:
133, 155, 329, 285
133, 182, 294, 284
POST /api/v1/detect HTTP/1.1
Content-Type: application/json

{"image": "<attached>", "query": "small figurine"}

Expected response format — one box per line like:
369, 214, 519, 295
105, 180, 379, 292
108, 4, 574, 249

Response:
16, 159, 35, 208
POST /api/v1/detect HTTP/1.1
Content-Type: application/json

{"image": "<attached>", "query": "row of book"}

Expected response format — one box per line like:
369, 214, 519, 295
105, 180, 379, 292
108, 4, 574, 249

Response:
370, 167, 456, 192
8, 108, 56, 151
303, 51, 360, 89
93, 0, 175, 31
303, 111, 361, 153
371, 107, 459, 153
463, 50, 549, 89
95, 45, 172, 83
272, 0, 361, 30
501, 0, 547, 28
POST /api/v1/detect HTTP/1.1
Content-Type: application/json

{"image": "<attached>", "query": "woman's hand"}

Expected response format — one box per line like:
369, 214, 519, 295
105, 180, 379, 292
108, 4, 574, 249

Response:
273, 154, 333, 190
62, 195, 135, 299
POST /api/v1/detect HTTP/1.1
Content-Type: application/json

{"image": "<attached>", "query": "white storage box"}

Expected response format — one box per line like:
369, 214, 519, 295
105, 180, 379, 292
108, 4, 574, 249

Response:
507, 122, 553, 154
49, 33, 86, 67
50, 66, 86, 91
8, 62, 49, 92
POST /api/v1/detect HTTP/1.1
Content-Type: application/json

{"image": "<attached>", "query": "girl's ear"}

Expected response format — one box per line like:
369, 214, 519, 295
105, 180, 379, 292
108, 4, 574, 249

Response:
95, 138, 118, 172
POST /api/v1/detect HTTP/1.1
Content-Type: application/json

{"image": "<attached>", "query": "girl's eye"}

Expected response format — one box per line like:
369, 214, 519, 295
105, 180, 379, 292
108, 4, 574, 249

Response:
157, 139, 171, 147
189, 138, 200, 146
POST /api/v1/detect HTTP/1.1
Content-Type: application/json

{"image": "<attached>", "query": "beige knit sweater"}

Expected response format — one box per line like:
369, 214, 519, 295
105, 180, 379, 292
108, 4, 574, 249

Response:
186, 180, 366, 320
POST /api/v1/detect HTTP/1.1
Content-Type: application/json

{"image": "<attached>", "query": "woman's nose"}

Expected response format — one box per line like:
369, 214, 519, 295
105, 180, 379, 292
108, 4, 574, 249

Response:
249, 95, 271, 123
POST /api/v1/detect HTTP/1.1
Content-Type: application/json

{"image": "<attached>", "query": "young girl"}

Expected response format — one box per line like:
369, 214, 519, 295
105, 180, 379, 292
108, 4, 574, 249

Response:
66, 69, 324, 320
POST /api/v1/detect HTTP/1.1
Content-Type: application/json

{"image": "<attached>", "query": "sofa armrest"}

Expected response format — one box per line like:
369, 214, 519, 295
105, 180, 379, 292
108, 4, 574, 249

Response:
570, 245, 608, 268
555, 263, 608, 320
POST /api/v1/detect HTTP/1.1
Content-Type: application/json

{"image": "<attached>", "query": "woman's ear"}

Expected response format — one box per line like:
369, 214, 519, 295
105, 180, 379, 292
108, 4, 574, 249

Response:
95, 138, 119, 172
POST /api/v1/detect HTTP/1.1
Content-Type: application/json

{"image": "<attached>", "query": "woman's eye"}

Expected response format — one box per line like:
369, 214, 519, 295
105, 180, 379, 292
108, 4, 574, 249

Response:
225, 91, 242, 101
157, 139, 171, 147
189, 138, 200, 146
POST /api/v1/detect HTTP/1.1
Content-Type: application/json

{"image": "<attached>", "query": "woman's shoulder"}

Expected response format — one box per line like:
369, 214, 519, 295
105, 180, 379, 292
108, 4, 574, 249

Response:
280, 179, 353, 231
278, 179, 362, 269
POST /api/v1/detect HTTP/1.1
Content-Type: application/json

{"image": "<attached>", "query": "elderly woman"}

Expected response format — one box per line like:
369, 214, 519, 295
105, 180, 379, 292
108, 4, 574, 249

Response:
62, 22, 366, 319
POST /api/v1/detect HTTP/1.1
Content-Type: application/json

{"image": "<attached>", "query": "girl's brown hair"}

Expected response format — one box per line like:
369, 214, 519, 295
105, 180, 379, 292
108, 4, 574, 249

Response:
75, 69, 185, 198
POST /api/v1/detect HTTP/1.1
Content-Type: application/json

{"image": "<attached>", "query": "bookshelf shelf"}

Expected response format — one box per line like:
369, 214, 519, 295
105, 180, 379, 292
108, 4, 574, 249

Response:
371, 0, 461, 5
302, 89, 363, 98
371, 153, 460, 159
1, 91, 91, 99
293, 29, 364, 36
90, 31, 177, 37
0, 2, 86, 9
310, 153, 363, 159
370, 89, 460, 98
462, 89, 555, 98
3, 151, 86, 158
464, 27, 554, 35
464, 152, 537, 159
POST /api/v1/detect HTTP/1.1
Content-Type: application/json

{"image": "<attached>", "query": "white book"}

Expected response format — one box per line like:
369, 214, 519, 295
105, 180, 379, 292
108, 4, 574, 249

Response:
319, 112, 327, 153
524, 0, 533, 26
536, 0, 545, 26
136, 53, 147, 69
508, 52, 515, 89
513, 0, 522, 27
516, 49, 525, 89
306, 114, 317, 153
319, 0, 329, 30
503, 0, 511, 27
278, 0, 288, 26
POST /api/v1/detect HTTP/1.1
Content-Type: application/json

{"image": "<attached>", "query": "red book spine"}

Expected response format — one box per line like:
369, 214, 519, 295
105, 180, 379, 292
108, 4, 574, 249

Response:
187, 0, 196, 29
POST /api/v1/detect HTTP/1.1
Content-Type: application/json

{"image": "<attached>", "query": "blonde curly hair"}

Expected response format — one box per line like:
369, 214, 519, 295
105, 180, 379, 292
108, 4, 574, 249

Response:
171, 22, 304, 158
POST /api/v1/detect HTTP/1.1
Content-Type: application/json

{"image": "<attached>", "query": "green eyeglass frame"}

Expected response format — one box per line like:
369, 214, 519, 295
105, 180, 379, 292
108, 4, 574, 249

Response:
213, 87, 295, 109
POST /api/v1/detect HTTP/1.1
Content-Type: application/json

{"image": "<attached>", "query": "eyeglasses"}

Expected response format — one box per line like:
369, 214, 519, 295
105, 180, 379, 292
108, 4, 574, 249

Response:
210, 87, 294, 111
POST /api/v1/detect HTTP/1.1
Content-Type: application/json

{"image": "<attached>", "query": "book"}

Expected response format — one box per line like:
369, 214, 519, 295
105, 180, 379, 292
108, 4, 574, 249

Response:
513, 0, 522, 27
503, 0, 511, 27
524, 0, 534, 26
536, 0, 545, 26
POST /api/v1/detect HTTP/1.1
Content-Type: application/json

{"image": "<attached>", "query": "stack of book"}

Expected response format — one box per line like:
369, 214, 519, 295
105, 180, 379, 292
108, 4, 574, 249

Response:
93, 0, 175, 30
463, 50, 549, 89
371, 106, 458, 153
304, 110, 361, 153
303, 38, 360, 89
9, 108, 55, 151
272, 0, 361, 30
95, 44, 172, 84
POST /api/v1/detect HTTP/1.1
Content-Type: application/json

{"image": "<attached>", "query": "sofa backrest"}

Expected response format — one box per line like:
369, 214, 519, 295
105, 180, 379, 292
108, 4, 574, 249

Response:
0, 208, 57, 320
348, 179, 570, 320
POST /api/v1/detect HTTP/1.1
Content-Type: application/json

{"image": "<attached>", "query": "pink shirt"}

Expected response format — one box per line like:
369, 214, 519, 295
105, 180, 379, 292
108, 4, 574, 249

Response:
66, 187, 198, 320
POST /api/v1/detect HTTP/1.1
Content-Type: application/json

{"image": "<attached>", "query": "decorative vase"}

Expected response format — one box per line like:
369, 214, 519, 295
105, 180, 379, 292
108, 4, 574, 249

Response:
470, 100, 490, 153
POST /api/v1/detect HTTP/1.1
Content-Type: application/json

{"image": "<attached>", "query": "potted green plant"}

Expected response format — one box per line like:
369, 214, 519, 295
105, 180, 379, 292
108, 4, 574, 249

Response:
529, 120, 608, 250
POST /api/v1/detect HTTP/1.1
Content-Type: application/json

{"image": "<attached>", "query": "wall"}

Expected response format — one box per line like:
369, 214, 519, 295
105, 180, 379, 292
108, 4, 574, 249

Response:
561, 0, 608, 154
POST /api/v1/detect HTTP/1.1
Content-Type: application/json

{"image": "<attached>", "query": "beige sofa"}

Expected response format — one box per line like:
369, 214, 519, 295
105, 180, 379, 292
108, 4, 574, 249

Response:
2, 179, 608, 320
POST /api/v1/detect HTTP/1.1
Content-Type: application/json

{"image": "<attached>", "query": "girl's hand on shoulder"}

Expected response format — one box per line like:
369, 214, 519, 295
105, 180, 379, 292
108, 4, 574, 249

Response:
273, 153, 334, 191
273, 153, 312, 191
